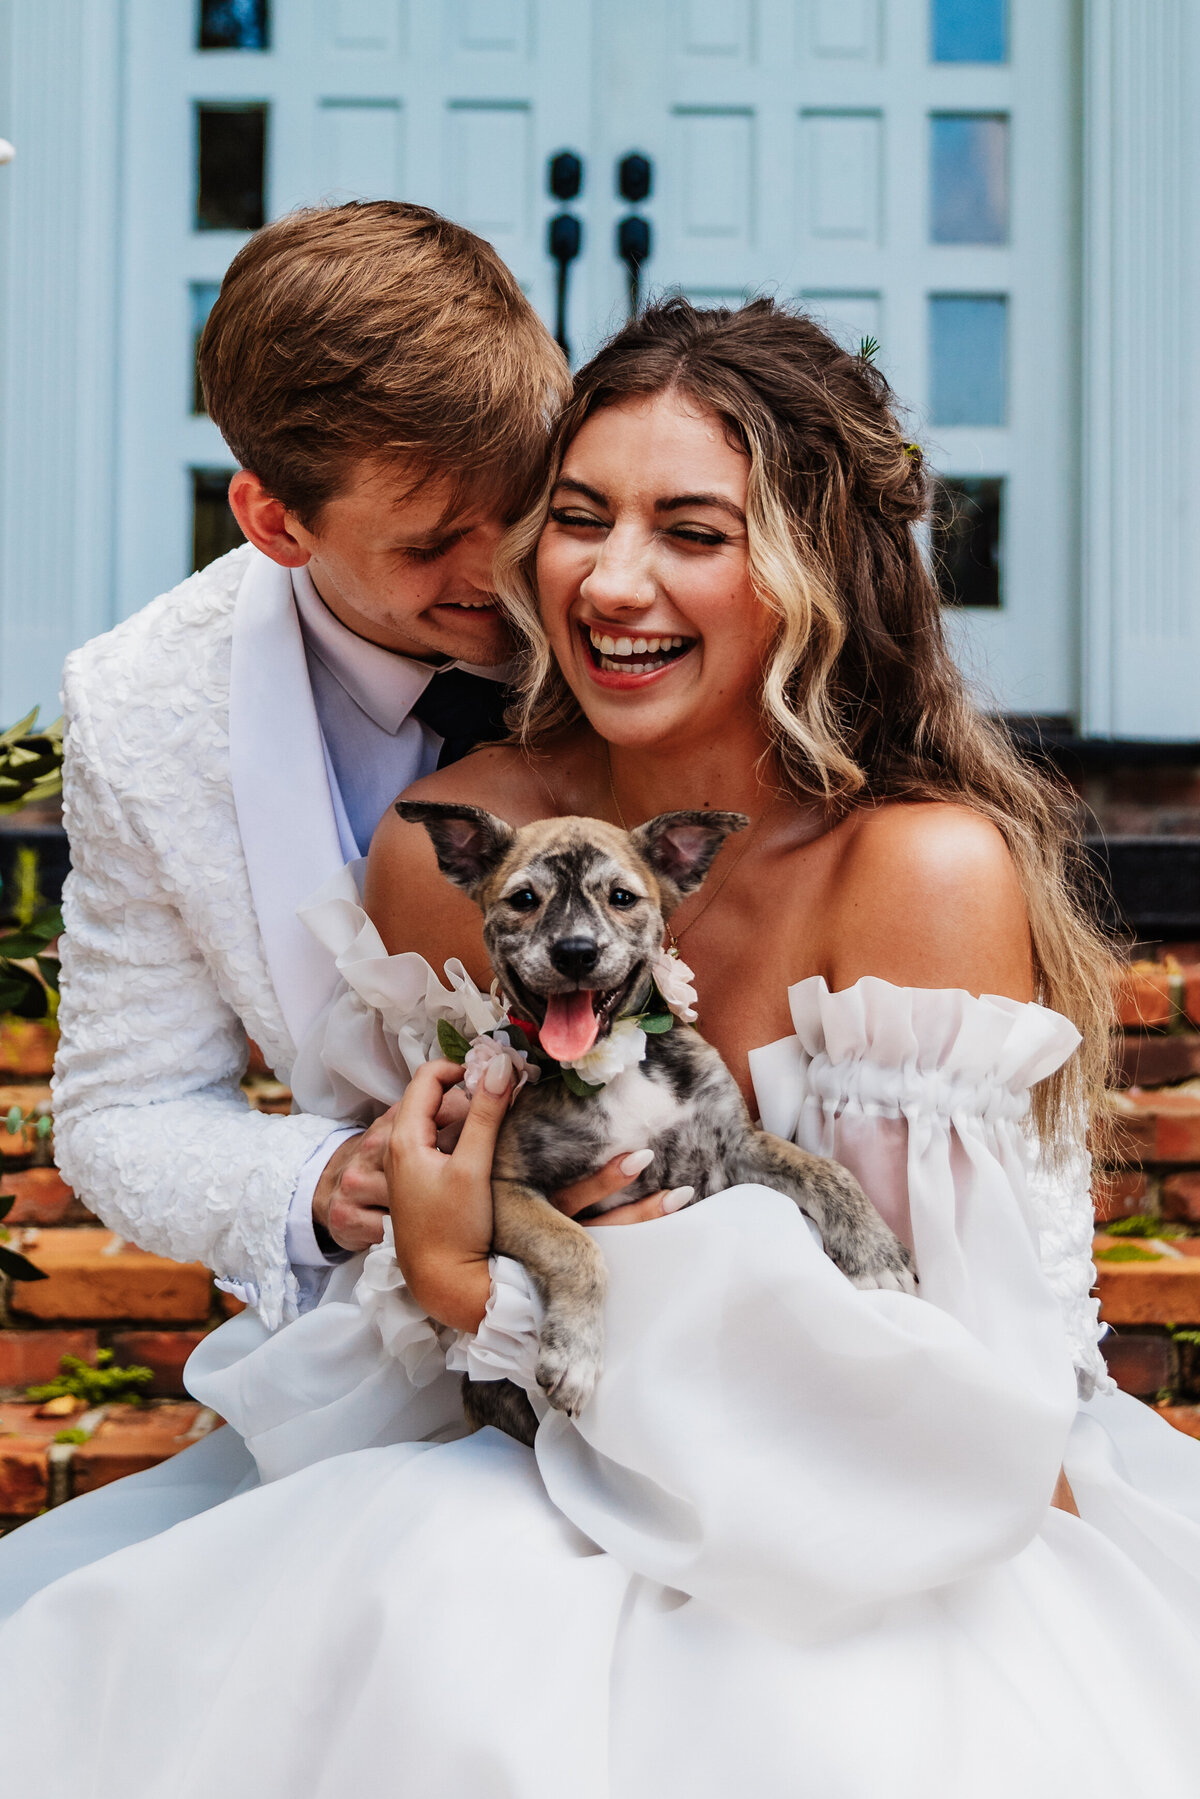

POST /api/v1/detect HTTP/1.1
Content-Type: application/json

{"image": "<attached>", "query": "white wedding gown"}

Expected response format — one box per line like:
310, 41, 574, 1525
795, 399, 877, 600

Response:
2, 879, 1200, 1797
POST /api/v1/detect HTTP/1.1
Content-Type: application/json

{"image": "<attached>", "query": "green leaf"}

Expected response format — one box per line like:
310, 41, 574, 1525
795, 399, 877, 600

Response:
0, 1243, 49, 1281
0, 1193, 13, 1222
0, 963, 49, 1019
637, 1012, 674, 1034
1094, 1243, 1164, 1263
36, 955, 60, 994
0, 907, 62, 957
436, 1019, 472, 1063
562, 1067, 604, 1099
54, 1427, 89, 1446
5, 1106, 23, 1134
858, 335, 881, 363
503, 1022, 534, 1056
1105, 1213, 1186, 1239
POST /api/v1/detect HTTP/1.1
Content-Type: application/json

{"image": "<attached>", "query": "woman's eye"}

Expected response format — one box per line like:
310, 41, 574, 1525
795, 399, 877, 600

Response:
507, 888, 540, 912
549, 507, 607, 531
610, 889, 639, 909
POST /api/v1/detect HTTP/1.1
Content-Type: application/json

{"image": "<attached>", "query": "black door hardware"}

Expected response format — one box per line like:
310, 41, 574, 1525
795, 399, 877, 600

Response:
546, 150, 585, 359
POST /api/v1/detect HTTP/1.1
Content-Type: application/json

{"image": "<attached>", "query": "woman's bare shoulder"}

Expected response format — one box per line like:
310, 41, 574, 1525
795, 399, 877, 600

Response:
822, 800, 1034, 1000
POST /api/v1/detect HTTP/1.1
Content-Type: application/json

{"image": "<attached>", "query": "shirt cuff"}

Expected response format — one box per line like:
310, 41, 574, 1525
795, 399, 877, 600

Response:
286, 1127, 361, 1268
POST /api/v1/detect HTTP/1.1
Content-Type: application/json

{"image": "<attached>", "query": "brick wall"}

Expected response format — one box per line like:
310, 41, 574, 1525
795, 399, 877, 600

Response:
1093, 947, 1200, 1437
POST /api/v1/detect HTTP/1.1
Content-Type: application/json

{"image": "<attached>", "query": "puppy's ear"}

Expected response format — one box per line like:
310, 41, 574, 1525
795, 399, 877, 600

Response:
394, 801, 515, 895
630, 811, 749, 905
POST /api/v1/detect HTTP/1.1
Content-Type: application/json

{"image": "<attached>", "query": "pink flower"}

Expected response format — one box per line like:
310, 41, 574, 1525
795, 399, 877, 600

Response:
462, 1030, 537, 1099
651, 950, 699, 1024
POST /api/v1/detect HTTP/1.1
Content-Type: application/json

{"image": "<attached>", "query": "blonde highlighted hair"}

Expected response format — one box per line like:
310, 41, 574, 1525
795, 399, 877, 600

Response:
497, 297, 1115, 1147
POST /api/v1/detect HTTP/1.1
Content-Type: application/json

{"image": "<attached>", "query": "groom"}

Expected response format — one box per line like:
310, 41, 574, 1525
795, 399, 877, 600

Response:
50, 202, 569, 1329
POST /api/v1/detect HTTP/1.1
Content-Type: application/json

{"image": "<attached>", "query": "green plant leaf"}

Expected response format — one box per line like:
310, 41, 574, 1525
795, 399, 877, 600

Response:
1106, 1213, 1186, 1239
1094, 1243, 1164, 1262
35, 955, 60, 994
637, 1012, 674, 1034
0, 1243, 49, 1281
0, 908, 63, 958
0, 962, 49, 1019
5, 1105, 23, 1134
436, 1019, 472, 1063
858, 335, 881, 363
503, 1022, 534, 1056
53, 1427, 89, 1446
562, 1067, 604, 1098
0, 1193, 13, 1223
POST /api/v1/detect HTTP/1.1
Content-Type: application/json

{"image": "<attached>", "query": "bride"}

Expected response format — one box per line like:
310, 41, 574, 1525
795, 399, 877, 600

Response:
3, 297, 1200, 1798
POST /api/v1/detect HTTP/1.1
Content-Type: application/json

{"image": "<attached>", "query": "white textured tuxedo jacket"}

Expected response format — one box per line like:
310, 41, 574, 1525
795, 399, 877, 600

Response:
53, 545, 361, 1329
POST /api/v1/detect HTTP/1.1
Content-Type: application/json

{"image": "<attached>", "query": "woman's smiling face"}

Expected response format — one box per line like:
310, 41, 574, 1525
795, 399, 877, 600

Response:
535, 390, 776, 751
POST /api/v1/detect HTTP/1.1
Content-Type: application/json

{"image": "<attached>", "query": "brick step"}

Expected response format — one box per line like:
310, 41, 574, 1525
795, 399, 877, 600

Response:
0, 1166, 93, 1225
0, 1399, 218, 1521
1108, 1087, 1200, 1166
5, 1228, 213, 1324
0, 1020, 56, 1080
1094, 1231, 1200, 1325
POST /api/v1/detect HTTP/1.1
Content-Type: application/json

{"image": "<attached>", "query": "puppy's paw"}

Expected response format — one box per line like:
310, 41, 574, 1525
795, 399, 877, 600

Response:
535, 1327, 602, 1420
850, 1246, 918, 1295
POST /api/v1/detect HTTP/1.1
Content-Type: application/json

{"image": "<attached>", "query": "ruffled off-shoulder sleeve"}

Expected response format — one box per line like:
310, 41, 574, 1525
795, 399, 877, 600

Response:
467, 979, 1087, 1644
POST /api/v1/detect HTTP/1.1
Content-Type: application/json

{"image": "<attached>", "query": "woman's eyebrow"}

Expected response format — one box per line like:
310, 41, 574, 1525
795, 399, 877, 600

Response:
655, 492, 746, 523
553, 478, 610, 507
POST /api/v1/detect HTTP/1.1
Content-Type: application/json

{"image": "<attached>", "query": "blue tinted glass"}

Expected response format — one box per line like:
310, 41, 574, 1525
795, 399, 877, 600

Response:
931, 115, 1008, 243
929, 296, 1007, 426
932, 0, 1006, 63
199, 0, 269, 50
190, 282, 221, 413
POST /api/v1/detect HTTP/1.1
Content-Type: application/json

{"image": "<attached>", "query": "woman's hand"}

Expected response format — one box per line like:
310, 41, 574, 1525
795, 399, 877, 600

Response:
387, 1057, 511, 1333
388, 1059, 689, 1336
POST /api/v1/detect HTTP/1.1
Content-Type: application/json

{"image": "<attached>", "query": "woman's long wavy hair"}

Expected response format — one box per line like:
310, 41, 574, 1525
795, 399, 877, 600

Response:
495, 296, 1115, 1147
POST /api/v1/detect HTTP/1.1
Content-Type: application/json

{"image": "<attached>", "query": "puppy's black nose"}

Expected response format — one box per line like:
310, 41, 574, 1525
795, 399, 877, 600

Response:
550, 936, 599, 978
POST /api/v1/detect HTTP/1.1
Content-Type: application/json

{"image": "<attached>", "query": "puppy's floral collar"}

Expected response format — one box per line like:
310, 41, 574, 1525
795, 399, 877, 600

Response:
436, 949, 699, 1098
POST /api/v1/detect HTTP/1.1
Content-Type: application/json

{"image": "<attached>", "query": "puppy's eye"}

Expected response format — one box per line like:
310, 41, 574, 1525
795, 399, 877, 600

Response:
506, 888, 540, 912
609, 888, 639, 909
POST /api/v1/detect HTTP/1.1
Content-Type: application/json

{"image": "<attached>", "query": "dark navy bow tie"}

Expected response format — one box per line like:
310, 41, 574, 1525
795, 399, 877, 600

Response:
411, 667, 512, 768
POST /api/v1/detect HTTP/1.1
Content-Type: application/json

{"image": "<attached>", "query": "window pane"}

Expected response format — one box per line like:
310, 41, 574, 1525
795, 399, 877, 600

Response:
932, 0, 1006, 62
932, 476, 1003, 607
196, 104, 267, 231
198, 0, 270, 50
192, 469, 245, 572
190, 281, 221, 413
931, 115, 1008, 244
929, 295, 1007, 426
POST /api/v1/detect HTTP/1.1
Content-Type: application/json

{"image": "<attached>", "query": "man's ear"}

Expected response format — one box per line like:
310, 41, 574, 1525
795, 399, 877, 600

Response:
394, 801, 516, 896
630, 811, 749, 907
228, 469, 311, 568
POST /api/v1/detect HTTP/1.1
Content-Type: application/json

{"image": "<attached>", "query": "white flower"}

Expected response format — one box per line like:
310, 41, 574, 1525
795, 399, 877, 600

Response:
462, 1030, 538, 1099
563, 1015, 648, 1087
651, 949, 699, 1024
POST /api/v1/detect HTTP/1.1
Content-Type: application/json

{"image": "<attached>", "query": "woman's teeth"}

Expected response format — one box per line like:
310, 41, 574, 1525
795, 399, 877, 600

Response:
586, 626, 691, 674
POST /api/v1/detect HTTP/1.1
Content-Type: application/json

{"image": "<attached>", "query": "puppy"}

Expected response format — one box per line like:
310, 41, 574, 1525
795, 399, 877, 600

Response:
398, 801, 917, 1446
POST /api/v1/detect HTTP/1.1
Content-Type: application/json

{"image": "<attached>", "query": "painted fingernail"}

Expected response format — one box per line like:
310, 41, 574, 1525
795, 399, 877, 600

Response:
483, 1055, 513, 1094
619, 1148, 655, 1179
662, 1186, 694, 1214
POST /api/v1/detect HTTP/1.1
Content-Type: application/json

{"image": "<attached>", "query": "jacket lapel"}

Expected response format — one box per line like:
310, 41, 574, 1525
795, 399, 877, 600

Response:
229, 550, 346, 1049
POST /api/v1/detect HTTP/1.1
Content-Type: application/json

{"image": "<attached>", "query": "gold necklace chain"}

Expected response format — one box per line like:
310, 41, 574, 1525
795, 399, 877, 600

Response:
606, 745, 777, 952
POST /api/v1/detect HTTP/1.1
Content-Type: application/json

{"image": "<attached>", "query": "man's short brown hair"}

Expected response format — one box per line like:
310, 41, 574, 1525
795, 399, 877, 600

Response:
198, 201, 569, 526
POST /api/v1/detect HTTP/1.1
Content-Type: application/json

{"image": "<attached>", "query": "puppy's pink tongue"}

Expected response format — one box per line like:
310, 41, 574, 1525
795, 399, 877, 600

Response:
540, 991, 599, 1062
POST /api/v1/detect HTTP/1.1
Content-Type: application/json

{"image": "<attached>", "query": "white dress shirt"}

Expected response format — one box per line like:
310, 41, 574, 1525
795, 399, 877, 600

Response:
284, 566, 508, 1282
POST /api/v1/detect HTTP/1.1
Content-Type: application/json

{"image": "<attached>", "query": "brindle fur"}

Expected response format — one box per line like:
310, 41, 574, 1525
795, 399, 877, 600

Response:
397, 801, 917, 1446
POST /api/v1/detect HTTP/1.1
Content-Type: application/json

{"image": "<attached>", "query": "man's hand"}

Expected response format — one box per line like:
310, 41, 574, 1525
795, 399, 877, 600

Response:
312, 1109, 398, 1252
